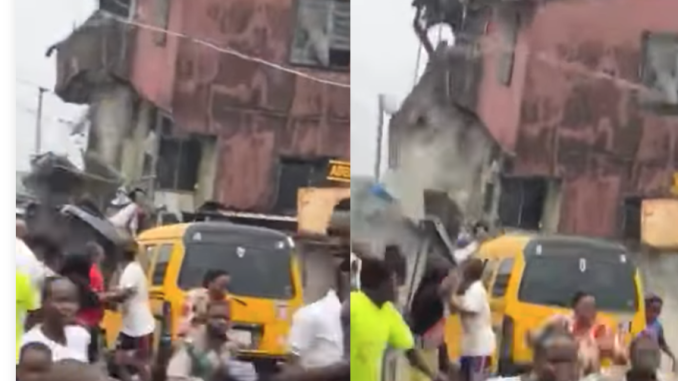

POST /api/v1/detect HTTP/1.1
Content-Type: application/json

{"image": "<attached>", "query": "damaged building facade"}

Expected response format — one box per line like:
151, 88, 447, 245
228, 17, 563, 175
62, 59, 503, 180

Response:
50, 0, 350, 216
395, 0, 678, 240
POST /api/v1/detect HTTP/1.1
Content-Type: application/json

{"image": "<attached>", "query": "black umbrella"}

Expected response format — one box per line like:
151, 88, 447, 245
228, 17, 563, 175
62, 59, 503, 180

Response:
60, 204, 129, 246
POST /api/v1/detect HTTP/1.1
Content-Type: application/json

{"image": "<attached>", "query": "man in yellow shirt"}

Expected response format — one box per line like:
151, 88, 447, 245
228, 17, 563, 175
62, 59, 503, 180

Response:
350, 256, 448, 381
17, 270, 39, 362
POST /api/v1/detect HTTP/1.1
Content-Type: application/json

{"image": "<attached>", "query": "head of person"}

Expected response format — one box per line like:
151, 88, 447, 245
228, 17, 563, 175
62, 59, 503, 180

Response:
629, 333, 661, 376
17, 342, 52, 381
532, 324, 580, 381
42, 277, 79, 326
571, 291, 596, 324
202, 269, 230, 299
120, 239, 138, 263
84, 241, 105, 266
205, 299, 231, 339
60, 254, 91, 281
128, 188, 146, 205
645, 294, 663, 323
472, 221, 490, 240
37, 360, 107, 381
359, 257, 396, 306
462, 257, 485, 283
419, 258, 451, 289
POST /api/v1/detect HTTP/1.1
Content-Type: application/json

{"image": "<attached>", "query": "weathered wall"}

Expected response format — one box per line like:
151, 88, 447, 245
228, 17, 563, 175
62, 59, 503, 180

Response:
129, 0, 184, 111
475, 0, 678, 237
131, 0, 350, 212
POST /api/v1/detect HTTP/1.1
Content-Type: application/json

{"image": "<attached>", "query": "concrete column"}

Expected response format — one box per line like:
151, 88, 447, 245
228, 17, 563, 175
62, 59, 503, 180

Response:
90, 84, 135, 170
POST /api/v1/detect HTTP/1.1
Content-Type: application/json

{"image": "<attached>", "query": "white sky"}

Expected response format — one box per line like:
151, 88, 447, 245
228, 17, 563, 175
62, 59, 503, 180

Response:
14, 0, 93, 171
350, 0, 453, 176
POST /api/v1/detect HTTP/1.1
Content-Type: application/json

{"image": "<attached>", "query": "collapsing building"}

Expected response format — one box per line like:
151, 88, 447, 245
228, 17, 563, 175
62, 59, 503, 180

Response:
48, 0, 350, 218
388, 42, 508, 239
393, 0, 678, 245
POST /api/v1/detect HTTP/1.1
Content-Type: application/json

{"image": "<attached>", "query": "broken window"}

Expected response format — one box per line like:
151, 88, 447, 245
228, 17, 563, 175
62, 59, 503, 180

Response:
155, 116, 202, 192
620, 197, 642, 242
497, 176, 548, 231
274, 157, 326, 214
99, 0, 134, 18
640, 32, 678, 113
290, 0, 350, 69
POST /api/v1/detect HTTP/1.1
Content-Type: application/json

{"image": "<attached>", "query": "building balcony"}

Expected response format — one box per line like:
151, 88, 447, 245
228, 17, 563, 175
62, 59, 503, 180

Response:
49, 11, 137, 104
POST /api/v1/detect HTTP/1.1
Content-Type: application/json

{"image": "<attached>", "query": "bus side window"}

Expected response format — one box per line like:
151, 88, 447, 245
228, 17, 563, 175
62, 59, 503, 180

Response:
151, 244, 173, 286
492, 258, 515, 297
482, 259, 499, 290
139, 245, 156, 275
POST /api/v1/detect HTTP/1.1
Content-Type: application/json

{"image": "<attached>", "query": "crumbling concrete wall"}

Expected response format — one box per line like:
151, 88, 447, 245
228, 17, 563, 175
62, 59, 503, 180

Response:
87, 84, 136, 170
389, 46, 505, 226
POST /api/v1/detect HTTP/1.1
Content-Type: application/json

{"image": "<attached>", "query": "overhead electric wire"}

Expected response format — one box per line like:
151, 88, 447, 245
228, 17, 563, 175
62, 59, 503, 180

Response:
92, 10, 350, 89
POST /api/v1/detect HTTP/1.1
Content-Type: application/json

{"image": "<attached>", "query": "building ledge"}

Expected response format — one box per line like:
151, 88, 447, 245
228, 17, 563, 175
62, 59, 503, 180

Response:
48, 11, 137, 104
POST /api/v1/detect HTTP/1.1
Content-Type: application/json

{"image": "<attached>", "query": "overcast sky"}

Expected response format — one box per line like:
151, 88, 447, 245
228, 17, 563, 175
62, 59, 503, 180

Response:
14, 0, 92, 172
351, 0, 453, 177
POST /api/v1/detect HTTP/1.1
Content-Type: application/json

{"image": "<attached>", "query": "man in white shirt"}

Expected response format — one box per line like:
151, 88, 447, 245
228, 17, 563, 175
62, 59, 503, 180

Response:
114, 246, 155, 381
450, 258, 496, 381
287, 288, 344, 369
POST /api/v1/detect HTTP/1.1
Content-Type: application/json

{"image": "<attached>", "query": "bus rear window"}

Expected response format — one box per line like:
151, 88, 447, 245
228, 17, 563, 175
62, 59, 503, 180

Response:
517, 254, 637, 312
178, 242, 295, 300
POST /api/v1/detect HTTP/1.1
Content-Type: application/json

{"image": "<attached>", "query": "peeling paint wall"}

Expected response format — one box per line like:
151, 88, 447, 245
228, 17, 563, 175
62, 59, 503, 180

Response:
473, 0, 678, 237
131, 0, 350, 212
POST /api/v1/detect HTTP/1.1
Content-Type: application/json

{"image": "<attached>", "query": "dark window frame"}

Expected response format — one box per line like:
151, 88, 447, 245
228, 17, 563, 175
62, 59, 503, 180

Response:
151, 244, 173, 286
99, 0, 134, 18
639, 31, 678, 115
273, 156, 328, 214
620, 197, 642, 241
497, 176, 550, 231
154, 115, 204, 192
289, 0, 350, 71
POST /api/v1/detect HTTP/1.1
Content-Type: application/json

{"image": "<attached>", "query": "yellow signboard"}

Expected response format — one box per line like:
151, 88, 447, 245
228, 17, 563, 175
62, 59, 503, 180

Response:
671, 173, 678, 196
327, 160, 350, 183
642, 199, 678, 249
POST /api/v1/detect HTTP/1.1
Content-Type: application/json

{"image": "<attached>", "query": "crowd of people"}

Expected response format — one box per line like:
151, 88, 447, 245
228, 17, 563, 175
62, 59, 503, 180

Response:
15, 210, 677, 381
15, 218, 159, 381
401, 233, 676, 381
15, 216, 352, 381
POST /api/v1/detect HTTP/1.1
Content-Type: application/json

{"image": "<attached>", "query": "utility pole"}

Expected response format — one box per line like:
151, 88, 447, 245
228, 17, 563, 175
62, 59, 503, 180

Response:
375, 94, 385, 181
34, 87, 48, 156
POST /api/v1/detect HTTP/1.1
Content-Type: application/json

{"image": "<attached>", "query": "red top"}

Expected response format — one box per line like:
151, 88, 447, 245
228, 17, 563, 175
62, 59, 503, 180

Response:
77, 264, 105, 327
